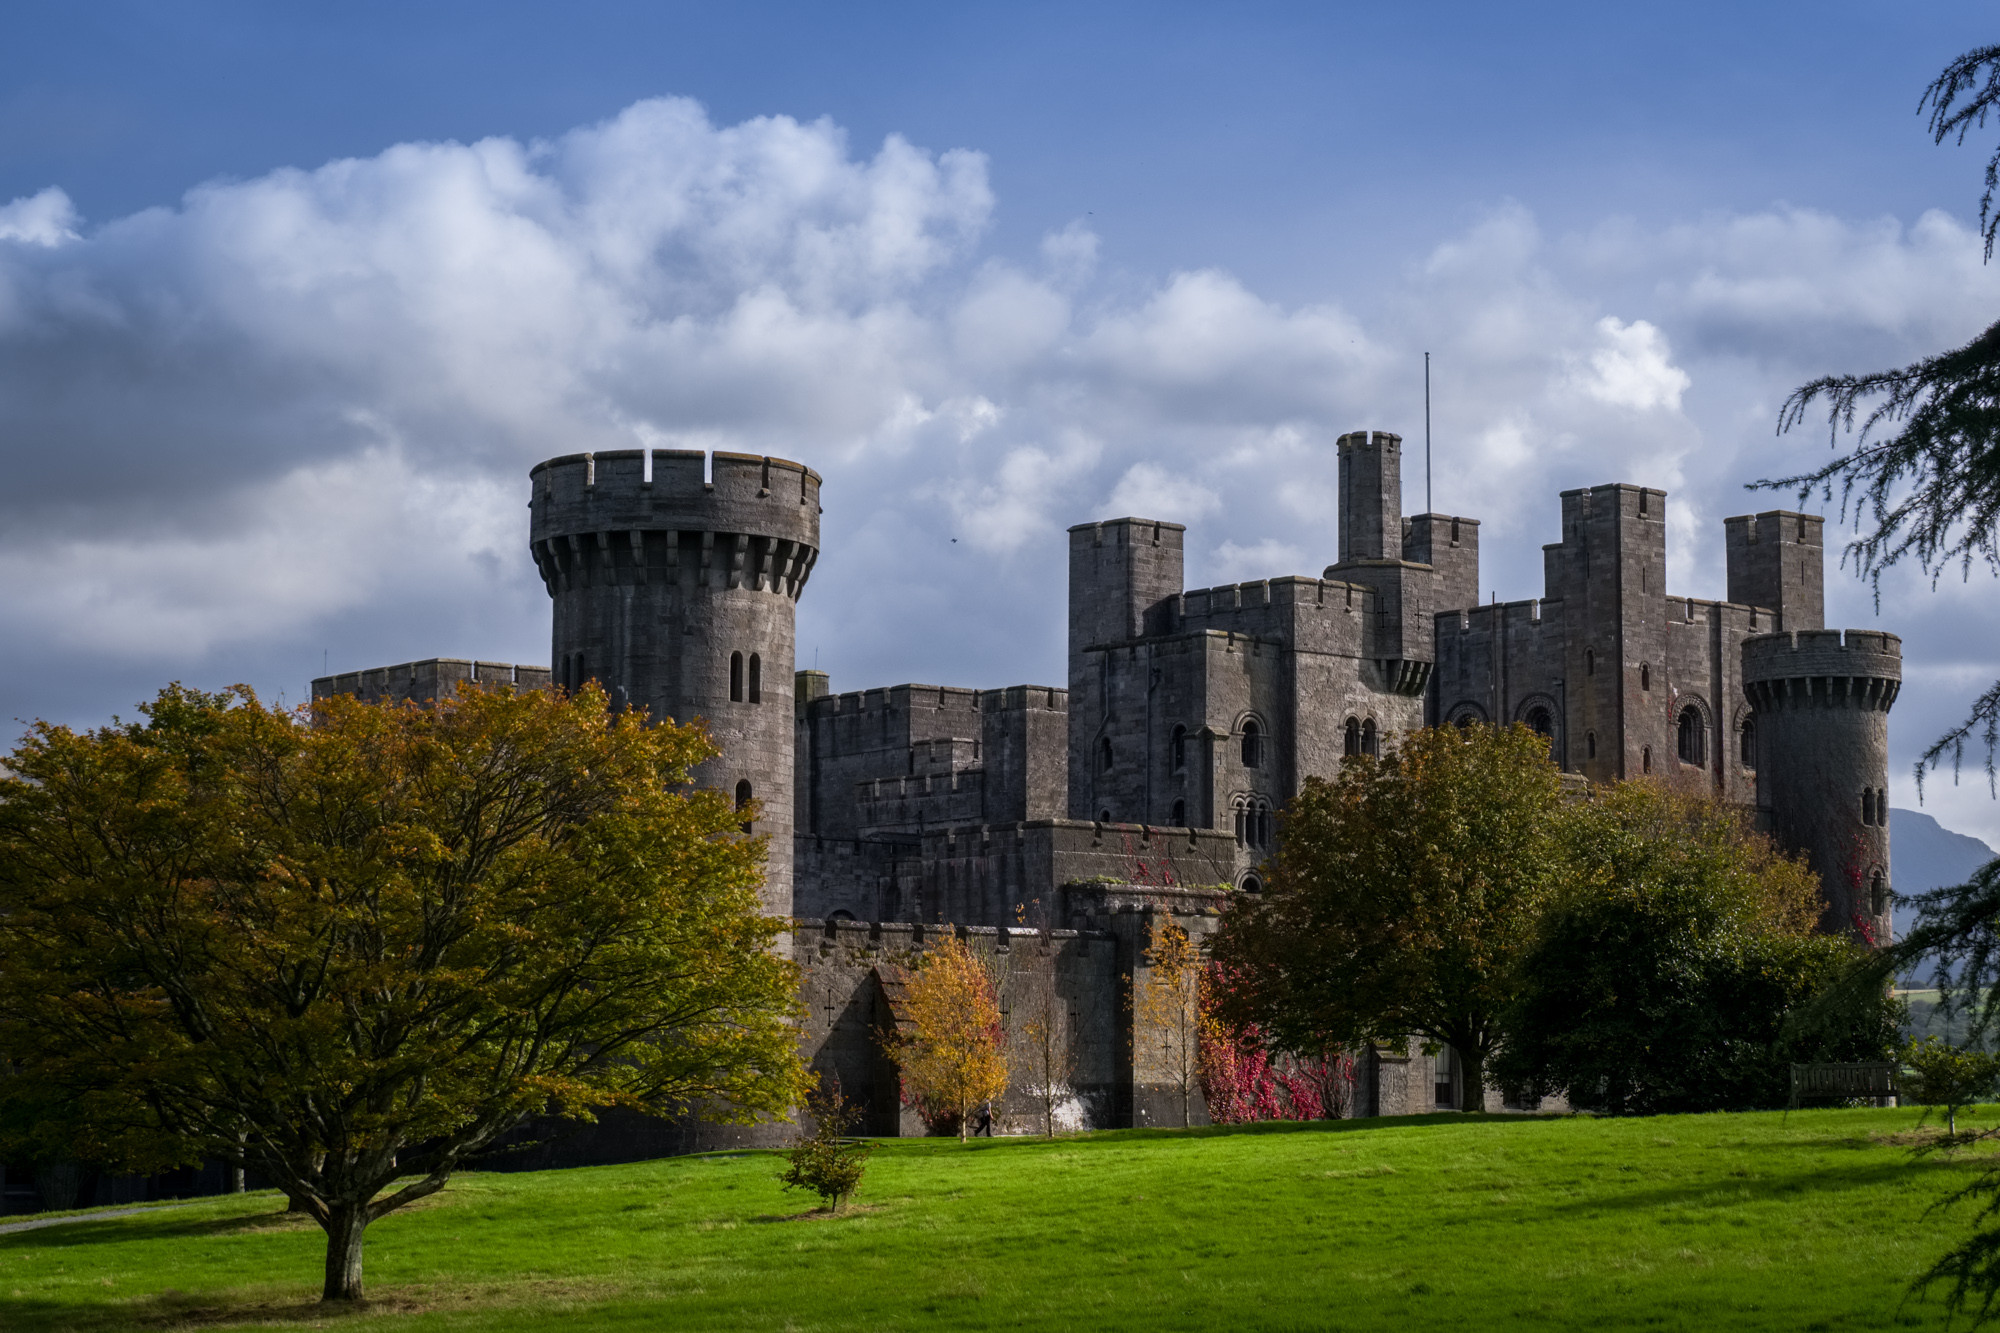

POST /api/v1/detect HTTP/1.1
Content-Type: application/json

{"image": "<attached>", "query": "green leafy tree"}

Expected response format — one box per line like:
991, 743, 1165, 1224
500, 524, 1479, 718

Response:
0, 682, 804, 1302
1211, 723, 1569, 1111
1904, 1036, 2000, 1135
1494, 784, 1899, 1113
781, 1078, 874, 1212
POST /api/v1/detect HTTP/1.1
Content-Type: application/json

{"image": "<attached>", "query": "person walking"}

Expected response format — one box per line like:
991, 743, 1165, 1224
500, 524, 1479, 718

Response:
974, 1101, 994, 1137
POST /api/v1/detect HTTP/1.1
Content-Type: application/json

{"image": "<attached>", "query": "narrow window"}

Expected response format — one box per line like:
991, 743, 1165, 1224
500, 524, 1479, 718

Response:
748, 652, 762, 703
575, 653, 588, 689
1344, 717, 1361, 757
1676, 706, 1704, 767
1585, 648, 1595, 677
1870, 870, 1888, 916
1586, 731, 1597, 760
1740, 720, 1756, 768
1642, 746, 1652, 774
1099, 735, 1114, 772
1234, 801, 1247, 847
1242, 720, 1263, 769
1862, 789, 1876, 826
730, 651, 744, 703
1171, 798, 1186, 827
560, 654, 571, 693
735, 779, 754, 834
1259, 802, 1274, 848
1361, 719, 1378, 757
1640, 663, 1651, 692
1171, 725, 1188, 773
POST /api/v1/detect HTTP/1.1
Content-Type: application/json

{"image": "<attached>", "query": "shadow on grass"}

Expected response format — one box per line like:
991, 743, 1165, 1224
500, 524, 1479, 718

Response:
0, 1205, 320, 1257
872, 1111, 1555, 1154
0, 1288, 403, 1333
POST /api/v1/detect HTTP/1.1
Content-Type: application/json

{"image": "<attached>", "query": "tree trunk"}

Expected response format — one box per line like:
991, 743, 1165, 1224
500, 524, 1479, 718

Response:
1458, 1050, 1485, 1113
321, 1205, 368, 1302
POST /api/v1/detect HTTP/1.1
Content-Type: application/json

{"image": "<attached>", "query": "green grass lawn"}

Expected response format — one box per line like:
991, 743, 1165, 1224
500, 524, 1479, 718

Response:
1, 1108, 1993, 1331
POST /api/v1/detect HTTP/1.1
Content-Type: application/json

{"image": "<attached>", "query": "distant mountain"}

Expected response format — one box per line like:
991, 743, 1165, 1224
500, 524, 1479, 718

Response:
1889, 808, 1997, 940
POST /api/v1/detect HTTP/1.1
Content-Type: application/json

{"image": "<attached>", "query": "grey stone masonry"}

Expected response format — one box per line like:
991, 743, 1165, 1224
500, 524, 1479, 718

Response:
1742, 629, 1900, 941
312, 658, 550, 705
529, 448, 820, 916
1726, 510, 1825, 633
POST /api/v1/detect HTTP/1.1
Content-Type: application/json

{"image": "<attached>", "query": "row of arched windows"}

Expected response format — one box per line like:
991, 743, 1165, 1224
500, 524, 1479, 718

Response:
1342, 716, 1378, 758
1233, 796, 1273, 850
729, 651, 763, 703
1861, 787, 1889, 827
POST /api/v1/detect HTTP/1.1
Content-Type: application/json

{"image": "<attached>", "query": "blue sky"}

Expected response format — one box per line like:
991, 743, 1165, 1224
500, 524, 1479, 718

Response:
3, 1, 1999, 840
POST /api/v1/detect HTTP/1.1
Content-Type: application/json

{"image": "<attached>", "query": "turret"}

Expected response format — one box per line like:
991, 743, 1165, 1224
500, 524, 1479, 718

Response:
1741, 629, 1900, 942
529, 449, 821, 915
1726, 510, 1824, 630
1337, 430, 1401, 564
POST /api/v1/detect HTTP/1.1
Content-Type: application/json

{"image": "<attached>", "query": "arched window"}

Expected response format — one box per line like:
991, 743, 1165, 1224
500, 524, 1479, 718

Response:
1241, 720, 1264, 769
1240, 873, 1263, 894
1171, 798, 1186, 827
1344, 717, 1361, 757
1862, 788, 1877, 826
1258, 801, 1274, 848
1361, 719, 1378, 757
1098, 808, 1112, 824
1526, 707, 1553, 738
1640, 663, 1651, 692
748, 652, 762, 703
1586, 731, 1597, 759
729, 651, 745, 703
1585, 648, 1595, 677
1676, 706, 1705, 767
1171, 725, 1188, 773
560, 654, 571, 693
735, 779, 754, 834
1740, 719, 1757, 768
1641, 746, 1653, 774
1099, 735, 1114, 772
1870, 870, 1889, 916
575, 653, 588, 689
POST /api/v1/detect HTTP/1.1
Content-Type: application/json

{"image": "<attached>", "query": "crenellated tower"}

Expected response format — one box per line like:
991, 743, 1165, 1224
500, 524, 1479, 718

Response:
1741, 629, 1900, 942
529, 449, 821, 916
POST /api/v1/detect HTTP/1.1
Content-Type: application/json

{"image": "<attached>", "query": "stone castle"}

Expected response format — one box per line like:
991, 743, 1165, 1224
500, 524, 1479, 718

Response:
313, 430, 1900, 1135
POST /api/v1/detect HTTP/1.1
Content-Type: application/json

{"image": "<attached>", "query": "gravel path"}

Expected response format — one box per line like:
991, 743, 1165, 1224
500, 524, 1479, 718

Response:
0, 1201, 202, 1236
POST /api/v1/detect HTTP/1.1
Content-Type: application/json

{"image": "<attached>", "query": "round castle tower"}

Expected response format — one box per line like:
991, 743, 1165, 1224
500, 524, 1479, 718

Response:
1741, 629, 1900, 942
529, 449, 821, 916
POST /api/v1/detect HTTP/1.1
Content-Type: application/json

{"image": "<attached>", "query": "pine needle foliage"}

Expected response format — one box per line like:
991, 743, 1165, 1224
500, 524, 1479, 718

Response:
780, 1079, 873, 1212
0, 682, 804, 1302
1763, 43, 2000, 794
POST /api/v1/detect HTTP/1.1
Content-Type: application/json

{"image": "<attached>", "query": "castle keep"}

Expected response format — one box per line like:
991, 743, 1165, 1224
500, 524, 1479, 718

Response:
315, 430, 1899, 1131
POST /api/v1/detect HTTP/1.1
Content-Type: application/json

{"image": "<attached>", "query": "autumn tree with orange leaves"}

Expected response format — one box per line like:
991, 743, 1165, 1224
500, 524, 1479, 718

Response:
891, 935, 1009, 1141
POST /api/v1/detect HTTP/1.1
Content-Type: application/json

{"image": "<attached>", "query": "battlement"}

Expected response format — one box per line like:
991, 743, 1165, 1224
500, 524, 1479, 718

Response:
803, 682, 1066, 724
1742, 629, 1901, 712
1172, 575, 1375, 622
528, 450, 821, 582
1442, 597, 1551, 631
311, 658, 551, 706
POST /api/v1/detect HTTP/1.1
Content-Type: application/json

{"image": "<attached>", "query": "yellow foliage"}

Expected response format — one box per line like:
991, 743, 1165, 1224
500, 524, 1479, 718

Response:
893, 935, 1009, 1142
